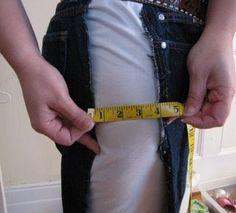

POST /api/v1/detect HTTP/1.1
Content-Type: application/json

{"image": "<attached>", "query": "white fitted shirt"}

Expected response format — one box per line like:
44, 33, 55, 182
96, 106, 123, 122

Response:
85, 1, 188, 212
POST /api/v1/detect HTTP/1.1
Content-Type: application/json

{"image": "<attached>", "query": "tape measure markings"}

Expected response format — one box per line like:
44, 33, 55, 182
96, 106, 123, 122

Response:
88, 101, 194, 212
187, 124, 195, 212
88, 102, 184, 123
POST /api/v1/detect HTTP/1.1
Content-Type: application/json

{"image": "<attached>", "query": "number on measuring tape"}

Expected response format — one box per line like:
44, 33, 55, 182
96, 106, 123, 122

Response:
88, 102, 184, 123
88, 102, 195, 212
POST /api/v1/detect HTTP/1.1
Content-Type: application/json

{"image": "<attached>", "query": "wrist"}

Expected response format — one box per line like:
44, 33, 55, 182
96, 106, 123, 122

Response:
204, 24, 235, 42
11, 49, 43, 74
201, 26, 234, 48
205, 0, 236, 43
14, 52, 47, 82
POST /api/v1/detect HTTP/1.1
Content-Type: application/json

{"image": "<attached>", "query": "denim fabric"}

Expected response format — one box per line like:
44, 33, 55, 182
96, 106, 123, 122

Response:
122, 0, 208, 24
139, 5, 204, 212
42, 1, 96, 212
42, 1, 205, 212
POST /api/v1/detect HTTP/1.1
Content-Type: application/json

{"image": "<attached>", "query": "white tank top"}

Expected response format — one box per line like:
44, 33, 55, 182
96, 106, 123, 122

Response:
85, 1, 189, 212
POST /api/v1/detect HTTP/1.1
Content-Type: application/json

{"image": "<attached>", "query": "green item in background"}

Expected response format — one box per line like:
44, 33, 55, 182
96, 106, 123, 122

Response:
191, 199, 210, 213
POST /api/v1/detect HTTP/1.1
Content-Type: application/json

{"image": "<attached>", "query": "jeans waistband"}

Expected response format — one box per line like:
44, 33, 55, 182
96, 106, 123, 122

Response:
60, 0, 207, 23
128, 0, 207, 23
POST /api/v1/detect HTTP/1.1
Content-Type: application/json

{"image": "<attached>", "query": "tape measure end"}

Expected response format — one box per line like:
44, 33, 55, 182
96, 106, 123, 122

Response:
87, 108, 95, 119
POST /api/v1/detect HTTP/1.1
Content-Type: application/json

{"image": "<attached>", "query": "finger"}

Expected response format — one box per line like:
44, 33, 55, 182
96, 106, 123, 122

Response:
182, 99, 230, 128
184, 73, 207, 117
181, 112, 217, 129
36, 111, 96, 147
33, 111, 75, 146
54, 97, 94, 132
78, 133, 100, 154
32, 105, 84, 145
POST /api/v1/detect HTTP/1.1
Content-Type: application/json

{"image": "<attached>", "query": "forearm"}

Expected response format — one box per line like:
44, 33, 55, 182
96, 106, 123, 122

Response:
205, 0, 236, 39
0, 0, 41, 75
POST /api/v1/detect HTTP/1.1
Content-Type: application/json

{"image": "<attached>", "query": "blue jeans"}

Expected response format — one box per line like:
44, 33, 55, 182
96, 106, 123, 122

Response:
42, 1, 205, 212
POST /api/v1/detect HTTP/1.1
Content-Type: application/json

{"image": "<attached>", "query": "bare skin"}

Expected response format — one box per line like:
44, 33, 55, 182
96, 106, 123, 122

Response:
0, 0, 235, 152
0, 0, 99, 153
183, 0, 236, 128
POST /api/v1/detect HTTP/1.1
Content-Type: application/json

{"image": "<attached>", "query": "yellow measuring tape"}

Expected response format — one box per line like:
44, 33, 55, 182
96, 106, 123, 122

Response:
88, 102, 195, 211
88, 102, 184, 122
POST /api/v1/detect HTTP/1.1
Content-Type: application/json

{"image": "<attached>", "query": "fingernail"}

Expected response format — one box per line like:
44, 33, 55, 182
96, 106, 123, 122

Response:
184, 106, 195, 116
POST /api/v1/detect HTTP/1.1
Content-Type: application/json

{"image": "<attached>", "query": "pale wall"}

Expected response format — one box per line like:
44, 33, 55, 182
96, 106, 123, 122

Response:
0, 0, 60, 187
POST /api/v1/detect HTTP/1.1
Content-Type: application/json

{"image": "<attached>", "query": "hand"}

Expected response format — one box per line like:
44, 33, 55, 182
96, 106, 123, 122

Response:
182, 29, 235, 128
17, 56, 100, 154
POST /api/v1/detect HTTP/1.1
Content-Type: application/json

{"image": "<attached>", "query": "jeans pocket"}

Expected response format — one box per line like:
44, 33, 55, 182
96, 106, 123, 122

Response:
42, 30, 68, 76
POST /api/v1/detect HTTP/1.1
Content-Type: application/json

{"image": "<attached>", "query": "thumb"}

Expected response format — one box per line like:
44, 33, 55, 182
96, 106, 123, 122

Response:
184, 74, 207, 116
56, 97, 95, 132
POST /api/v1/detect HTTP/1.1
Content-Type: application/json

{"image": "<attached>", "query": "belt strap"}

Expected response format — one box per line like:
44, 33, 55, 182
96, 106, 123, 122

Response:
124, 0, 208, 24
